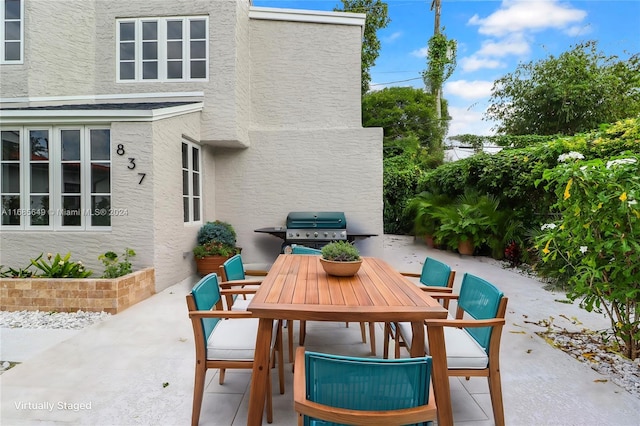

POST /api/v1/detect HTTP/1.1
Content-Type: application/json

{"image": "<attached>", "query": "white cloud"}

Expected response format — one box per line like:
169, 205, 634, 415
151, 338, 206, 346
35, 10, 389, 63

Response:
468, 0, 587, 37
565, 24, 591, 37
410, 47, 429, 58
444, 80, 494, 101
460, 56, 504, 72
383, 31, 402, 43
476, 34, 530, 58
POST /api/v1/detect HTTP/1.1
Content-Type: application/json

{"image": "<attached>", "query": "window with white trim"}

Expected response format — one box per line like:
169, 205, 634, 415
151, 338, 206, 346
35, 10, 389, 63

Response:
1, 0, 23, 63
0, 126, 111, 230
117, 16, 208, 82
182, 141, 201, 224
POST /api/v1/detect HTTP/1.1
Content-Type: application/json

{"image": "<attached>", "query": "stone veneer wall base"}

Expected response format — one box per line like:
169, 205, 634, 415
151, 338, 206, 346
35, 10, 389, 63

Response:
0, 268, 155, 314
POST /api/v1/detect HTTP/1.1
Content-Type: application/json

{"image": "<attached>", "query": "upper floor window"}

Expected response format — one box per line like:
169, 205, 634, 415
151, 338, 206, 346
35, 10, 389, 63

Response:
117, 16, 208, 82
1, 126, 111, 230
1, 0, 23, 63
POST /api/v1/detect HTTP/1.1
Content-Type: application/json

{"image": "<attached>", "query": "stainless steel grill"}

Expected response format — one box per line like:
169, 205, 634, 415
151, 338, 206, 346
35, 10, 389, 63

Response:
255, 211, 377, 251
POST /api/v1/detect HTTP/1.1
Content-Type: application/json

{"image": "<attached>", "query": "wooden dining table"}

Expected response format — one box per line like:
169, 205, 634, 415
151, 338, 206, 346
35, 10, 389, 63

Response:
246, 254, 453, 426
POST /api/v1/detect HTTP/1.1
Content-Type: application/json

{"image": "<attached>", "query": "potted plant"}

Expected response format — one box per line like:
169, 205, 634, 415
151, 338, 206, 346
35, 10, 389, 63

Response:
193, 220, 240, 275
432, 191, 496, 255
319, 241, 362, 277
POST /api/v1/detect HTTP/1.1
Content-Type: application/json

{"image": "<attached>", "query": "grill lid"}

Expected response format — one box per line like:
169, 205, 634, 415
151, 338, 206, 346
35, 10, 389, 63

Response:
286, 212, 346, 229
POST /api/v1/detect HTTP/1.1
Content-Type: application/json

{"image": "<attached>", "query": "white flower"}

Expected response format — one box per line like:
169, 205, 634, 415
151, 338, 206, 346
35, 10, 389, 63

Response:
77, 261, 83, 265
47, 253, 52, 260
606, 158, 637, 169
58, 261, 65, 266
629, 199, 638, 206
541, 223, 557, 230
579, 246, 588, 254
558, 152, 585, 162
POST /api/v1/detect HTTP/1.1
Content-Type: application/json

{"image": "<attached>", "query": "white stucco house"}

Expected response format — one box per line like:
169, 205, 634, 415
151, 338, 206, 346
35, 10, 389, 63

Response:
0, 0, 383, 291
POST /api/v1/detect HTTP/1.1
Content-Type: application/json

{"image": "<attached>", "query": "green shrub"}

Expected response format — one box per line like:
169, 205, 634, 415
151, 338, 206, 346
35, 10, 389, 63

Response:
99, 248, 136, 278
196, 221, 236, 246
30, 252, 92, 278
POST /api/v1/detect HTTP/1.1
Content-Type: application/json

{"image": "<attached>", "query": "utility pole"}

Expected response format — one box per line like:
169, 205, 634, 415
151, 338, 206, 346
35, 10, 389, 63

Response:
431, 0, 442, 121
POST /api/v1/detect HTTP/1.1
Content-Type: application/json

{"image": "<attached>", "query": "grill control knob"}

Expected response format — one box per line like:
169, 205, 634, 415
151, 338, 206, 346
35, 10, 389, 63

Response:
296, 233, 300, 237
332, 232, 336, 237
306, 232, 310, 237
314, 232, 318, 237
324, 232, 328, 237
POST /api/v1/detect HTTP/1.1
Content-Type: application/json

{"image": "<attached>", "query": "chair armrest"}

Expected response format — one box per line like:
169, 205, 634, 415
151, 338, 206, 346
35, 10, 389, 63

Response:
420, 286, 454, 293
422, 292, 458, 300
220, 288, 257, 296
400, 272, 421, 278
188, 310, 254, 320
293, 348, 435, 425
219, 279, 262, 288
425, 318, 505, 328
244, 269, 268, 276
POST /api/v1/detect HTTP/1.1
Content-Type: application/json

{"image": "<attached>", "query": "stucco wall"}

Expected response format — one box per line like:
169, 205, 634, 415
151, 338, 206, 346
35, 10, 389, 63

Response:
213, 128, 384, 266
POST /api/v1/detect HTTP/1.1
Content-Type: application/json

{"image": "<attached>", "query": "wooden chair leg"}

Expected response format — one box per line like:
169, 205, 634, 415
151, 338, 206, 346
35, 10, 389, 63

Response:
368, 322, 376, 355
191, 364, 206, 426
287, 320, 294, 363
359, 322, 367, 343
218, 368, 226, 385
383, 322, 391, 359
488, 369, 505, 426
276, 320, 285, 395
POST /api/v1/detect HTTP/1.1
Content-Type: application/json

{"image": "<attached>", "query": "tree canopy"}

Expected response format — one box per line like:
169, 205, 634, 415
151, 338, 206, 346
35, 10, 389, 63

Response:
334, 0, 390, 95
363, 86, 447, 153
486, 41, 640, 136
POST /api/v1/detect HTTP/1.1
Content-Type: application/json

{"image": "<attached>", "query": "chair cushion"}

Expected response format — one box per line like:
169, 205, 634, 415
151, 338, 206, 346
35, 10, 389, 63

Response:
230, 296, 253, 311
397, 322, 488, 370
206, 318, 278, 360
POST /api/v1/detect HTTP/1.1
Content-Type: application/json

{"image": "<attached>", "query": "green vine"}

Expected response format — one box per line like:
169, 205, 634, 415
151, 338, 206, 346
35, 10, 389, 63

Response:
423, 31, 457, 95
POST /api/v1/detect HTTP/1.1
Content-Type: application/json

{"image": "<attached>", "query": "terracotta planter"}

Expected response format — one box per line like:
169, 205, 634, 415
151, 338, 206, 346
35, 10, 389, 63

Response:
457, 239, 475, 256
195, 255, 231, 276
319, 258, 363, 277
424, 234, 435, 248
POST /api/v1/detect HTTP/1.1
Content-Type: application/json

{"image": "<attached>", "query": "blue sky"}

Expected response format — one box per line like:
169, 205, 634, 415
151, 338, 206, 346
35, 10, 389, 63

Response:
252, 0, 639, 137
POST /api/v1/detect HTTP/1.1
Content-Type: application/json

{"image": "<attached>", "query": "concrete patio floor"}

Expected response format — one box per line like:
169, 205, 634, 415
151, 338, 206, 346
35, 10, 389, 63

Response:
1, 235, 639, 425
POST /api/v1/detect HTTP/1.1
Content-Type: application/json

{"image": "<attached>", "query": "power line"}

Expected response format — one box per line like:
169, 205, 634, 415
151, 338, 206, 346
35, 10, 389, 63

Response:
370, 76, 423, 86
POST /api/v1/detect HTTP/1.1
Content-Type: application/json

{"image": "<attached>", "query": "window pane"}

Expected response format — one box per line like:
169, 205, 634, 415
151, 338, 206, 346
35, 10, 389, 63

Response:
120, 42, 135, 61
119, 22, 135, 41
91, 196, 111, 226
5, 0, 21, 20
30, 163, 49, 192
30, 130, 49, 160
167, 61, 182, 79
193, 198, 200, 221
190, 60, 206, 79
4, 42, 20, 61
62, 163, 81, 193
183, 197, 189, 222
62, 196, 81, 226
91, 163, 110, 193
120, 62, 135, 80
190, 20, 206, 39
190, 40, 205, 59
61, 130, 81, 161
143, 62, 157, 79
142, 21, 157, 40
90, 129, 110, 160
5, 21, 20, 41
29, 195, 49, 226
192, 147, 199, 171
167, 20, 182, 39
182, 170, 188, 195
142, 41, 157, 60
1, 164, 19, 192
181, 143, 188, 168
167, 41, 182, 59
192, 172, 200, 196
1, 131, 19, 160
2, 195, 20, 225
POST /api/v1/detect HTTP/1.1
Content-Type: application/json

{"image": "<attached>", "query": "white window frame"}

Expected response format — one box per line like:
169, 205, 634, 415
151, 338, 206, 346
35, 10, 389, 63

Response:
1, 0, 24, 64
182, 140, 202, 225
0, 125, 112, 231
116, 15, 209, 83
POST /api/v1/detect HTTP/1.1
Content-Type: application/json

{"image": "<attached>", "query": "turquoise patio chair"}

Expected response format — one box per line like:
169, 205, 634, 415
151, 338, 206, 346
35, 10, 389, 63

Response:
396, 273, 508, 426
293, 347, 437, 426
384, 257, 456, 358
185, 273, 285, 426
292, 245, 376, 356
220, 254, 267, 310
